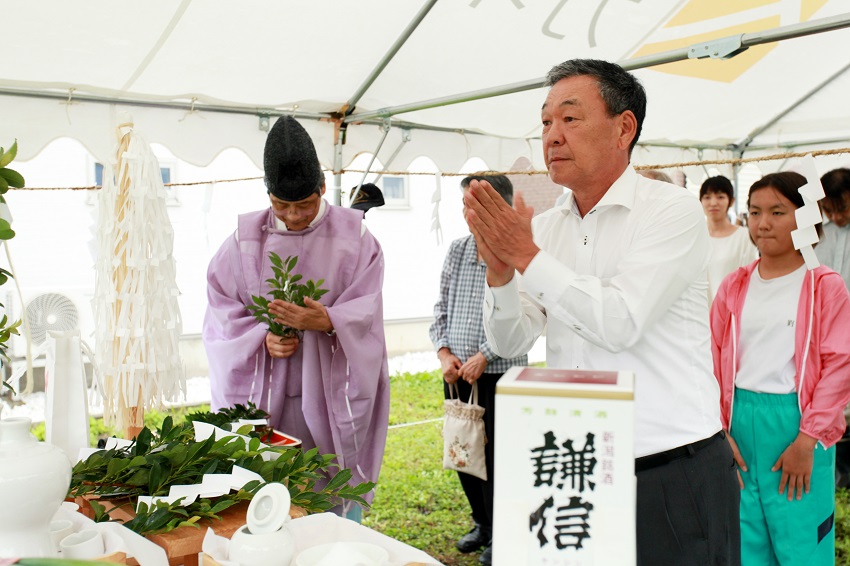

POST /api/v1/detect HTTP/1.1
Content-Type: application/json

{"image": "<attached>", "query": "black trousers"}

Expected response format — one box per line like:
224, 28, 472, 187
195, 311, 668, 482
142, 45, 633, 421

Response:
636, 433, 741, 566
444, 372, 501, 531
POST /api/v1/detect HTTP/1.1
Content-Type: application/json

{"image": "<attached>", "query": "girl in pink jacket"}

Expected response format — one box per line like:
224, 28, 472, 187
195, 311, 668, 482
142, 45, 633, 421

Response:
711, 171, 850, 565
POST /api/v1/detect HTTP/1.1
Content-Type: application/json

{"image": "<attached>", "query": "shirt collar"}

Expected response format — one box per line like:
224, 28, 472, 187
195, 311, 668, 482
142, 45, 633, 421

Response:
273, 197, 327, 231
560, 166, 638, 217
463, 234, 484, 265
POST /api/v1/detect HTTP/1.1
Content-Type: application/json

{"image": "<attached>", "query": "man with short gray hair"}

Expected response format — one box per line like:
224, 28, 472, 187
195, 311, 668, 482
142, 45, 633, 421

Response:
464, 59, 740, 565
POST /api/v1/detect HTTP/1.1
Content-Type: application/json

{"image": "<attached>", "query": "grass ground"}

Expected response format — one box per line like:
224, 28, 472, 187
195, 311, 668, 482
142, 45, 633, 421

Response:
362, 369, 482, 565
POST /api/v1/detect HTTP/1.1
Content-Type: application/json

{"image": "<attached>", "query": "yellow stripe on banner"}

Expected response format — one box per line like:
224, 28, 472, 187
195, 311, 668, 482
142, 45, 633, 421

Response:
801, 0, 829, 21
633, 17, 780, 82
496, 385, 634, 401
667, 0, 779, 27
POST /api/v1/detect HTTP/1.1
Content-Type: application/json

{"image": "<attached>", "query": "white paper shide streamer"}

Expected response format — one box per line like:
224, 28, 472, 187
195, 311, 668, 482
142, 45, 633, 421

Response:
791, 154, 825, 270
94, 119, 184, 432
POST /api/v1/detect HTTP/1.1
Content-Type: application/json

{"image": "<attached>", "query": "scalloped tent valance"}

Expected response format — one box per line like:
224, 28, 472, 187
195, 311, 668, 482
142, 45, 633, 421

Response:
2, 0, 850, 177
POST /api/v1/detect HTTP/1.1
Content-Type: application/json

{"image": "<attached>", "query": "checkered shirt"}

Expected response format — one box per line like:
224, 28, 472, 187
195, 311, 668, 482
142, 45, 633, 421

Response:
429, 235, 528, 372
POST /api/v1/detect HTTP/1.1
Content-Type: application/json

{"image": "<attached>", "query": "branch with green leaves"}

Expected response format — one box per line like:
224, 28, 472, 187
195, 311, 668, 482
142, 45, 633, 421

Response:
246, 252, 329, 338
70, 411, 374, 536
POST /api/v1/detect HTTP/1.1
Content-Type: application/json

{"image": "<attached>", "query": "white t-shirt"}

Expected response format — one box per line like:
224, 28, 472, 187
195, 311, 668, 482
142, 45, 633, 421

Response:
736, 264, 806, 394
707, 226, 758, 301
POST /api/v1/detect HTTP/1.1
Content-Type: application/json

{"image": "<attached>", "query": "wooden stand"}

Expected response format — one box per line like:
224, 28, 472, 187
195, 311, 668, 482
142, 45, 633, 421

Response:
77, 496, 306, 566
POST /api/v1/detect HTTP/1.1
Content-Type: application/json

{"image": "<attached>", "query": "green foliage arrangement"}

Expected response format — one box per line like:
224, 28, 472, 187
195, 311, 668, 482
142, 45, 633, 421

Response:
69, 409, 374, 536
0, 141, 23, 390
246, 252, 329, 338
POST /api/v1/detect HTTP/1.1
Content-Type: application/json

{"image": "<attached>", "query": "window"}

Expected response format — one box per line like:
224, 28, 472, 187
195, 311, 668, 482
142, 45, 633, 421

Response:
380, 176, 408, 207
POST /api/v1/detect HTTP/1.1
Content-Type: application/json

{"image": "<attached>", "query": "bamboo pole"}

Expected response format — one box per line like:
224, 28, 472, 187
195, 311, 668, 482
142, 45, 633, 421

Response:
113, 123, 144, 440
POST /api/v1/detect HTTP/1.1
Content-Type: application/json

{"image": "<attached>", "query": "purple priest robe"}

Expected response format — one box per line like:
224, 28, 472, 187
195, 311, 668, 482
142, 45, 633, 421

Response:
203, 205, 389, 499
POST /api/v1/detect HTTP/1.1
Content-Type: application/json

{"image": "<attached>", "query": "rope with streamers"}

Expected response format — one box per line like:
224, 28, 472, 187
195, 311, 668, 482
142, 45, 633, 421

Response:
14, 146, 850, 191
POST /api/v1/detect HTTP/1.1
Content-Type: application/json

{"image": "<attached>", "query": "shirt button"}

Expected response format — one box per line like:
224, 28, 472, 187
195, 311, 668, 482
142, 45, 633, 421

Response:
537, 292, 544, 299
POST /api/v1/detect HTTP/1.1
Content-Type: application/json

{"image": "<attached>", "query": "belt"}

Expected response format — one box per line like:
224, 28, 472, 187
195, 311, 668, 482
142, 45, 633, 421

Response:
635, 430, 726, 473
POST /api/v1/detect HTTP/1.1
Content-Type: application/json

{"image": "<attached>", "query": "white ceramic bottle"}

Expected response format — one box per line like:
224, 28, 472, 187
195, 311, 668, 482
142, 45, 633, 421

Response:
0, 416, 73, 557
229, 482, 296, 566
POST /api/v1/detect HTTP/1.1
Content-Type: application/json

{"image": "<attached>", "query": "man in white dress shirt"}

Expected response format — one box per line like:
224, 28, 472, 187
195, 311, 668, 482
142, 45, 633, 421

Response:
464, 59, 740, 565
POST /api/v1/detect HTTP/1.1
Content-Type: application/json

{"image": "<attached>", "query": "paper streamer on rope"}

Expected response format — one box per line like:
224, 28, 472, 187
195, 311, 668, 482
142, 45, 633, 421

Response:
430, 172, 443, 245
791, 154, 826, 269
93, 116, 185, 433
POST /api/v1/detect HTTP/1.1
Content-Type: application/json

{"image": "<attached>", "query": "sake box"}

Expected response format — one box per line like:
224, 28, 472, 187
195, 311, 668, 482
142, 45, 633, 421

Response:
493, 367, 636, 566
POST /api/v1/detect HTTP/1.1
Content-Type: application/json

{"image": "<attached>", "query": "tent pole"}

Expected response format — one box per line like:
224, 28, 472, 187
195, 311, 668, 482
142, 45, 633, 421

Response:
350, 120, 392, 206
332, 122, 345, 206
347, 12, 850, 123
344, 0, 439, 115
735, 59, 850, 149
373, 129, 412, 184
731, 147, 743, 221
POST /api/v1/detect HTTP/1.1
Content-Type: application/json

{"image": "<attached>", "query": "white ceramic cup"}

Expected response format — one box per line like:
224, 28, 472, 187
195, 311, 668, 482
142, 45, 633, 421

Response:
60, 528, 105, 559
49, 519, 76, 553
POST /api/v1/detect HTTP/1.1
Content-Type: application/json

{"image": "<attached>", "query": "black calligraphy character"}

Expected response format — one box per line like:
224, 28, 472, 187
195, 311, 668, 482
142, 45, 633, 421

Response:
560, 432, 597, 491
530, 431, 560, 487
554, 496, 594, 550
529, 495, 555, 547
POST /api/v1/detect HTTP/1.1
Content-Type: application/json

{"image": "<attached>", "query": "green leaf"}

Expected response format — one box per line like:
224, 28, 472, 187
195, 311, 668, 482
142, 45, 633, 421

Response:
269, 252, 283, 268
209, 498, 239, 514
106, 457, 130, 477
0, 141, 16, 168
287, 256, 298, 271
148, 461, 163, 494
0, 168, 25, 188
325, 468, 352, 491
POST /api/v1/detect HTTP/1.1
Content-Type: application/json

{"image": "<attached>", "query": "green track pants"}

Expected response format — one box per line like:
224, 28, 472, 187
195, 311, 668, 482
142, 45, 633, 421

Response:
731, 388, 835, 566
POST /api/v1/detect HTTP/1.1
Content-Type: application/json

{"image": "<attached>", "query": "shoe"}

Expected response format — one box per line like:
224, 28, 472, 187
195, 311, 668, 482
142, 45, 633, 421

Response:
456, 525, 491, 553
479, 545, 492, 565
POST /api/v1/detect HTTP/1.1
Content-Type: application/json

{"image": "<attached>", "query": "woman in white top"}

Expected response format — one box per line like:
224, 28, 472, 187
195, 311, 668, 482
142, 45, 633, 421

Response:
701, 175, 759, 301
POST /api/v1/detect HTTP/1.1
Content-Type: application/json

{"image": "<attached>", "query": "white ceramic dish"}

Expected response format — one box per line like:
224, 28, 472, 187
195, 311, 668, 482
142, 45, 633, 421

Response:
294, 541, 389, 566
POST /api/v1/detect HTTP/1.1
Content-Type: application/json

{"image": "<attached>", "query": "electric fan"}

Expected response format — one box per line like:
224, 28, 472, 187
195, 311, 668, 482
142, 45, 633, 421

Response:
24, 292, 80, 347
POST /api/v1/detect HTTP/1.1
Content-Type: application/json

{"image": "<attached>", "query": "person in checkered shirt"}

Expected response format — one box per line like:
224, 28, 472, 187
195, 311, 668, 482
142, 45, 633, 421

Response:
429, 174, 528, 566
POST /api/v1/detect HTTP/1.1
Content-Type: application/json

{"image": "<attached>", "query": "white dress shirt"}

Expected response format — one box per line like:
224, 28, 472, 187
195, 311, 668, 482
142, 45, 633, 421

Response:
483, 166, 721, 457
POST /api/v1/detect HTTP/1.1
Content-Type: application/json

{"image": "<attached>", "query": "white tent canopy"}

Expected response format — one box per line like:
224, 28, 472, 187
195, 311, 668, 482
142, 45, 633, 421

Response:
3, 0, 850, 184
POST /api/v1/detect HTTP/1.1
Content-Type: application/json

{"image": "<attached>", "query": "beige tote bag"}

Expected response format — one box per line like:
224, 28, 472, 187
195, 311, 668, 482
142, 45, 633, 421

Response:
442, 381, 488, 480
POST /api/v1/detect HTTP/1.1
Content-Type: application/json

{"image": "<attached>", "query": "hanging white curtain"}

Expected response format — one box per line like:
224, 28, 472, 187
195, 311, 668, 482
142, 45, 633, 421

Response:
94, 119, 185, 433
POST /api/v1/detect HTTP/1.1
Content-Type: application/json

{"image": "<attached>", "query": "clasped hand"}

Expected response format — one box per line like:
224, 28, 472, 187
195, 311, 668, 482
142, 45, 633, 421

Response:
462, 180, 539, 286
438, 348, 488, 384
268, 296, 333, 333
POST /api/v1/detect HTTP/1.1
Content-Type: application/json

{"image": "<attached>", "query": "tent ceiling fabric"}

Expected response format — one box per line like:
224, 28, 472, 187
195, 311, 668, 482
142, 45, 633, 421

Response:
2, 0, 849, 172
